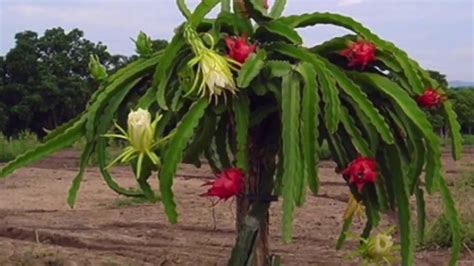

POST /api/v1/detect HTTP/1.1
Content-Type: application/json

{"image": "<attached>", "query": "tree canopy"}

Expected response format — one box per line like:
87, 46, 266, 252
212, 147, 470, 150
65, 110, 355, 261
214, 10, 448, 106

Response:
425, 70, 474, 135
449, 88, 474, 134
0, 27, 167, 137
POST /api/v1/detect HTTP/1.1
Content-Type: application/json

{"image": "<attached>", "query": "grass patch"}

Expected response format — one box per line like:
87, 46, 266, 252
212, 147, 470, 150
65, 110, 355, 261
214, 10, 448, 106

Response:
441, 134, 474, 146
422, 215, 474, 249
0, 131, 40, 162
462, 135, 474, 146
421, 172, 474, 250
455, 171, 474, 192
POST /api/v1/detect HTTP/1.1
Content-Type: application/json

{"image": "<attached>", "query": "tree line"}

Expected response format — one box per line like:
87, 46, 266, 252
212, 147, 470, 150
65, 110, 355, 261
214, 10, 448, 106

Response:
0, 28, 472, 138
0, 28, 166, 137
425, 71, 474, 136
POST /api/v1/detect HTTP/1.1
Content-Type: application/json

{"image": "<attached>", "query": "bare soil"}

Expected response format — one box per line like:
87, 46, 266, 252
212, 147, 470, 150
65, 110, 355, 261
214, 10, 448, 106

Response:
0, 149, 473, 265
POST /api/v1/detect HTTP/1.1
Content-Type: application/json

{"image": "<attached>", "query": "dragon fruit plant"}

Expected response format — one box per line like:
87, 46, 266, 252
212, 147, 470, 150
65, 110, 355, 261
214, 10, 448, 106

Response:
0, 0, 463, 265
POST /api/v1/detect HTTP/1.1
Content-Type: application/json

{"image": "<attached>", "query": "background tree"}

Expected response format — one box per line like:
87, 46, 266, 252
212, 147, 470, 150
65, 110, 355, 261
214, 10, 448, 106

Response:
1, 28, 116, 137
424, 70, 474, 137
152, 39, 168, 51
449, 88, 474, 134
428, 70, 448, 88
125, 39, 169, 63
0, 28, 166, 137
0, 56, 6, 132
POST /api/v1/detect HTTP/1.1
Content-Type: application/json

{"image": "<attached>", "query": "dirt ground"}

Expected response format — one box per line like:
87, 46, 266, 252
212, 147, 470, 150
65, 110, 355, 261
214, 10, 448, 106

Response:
0, 149, 473, 265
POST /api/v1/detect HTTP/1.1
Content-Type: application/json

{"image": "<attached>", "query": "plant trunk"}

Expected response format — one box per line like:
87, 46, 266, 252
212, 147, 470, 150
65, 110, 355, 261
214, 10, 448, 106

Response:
236, 150, 270, 266
235, 115, 279, 266
231, 2, 278, 264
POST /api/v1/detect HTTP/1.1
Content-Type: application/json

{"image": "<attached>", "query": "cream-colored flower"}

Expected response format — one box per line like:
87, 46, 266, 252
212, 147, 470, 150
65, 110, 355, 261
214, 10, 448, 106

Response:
367, 233, 394, 259
104, 109, 165, 177
358, 228, 398, 265
345, 227, 398, 264
184, 24, 239, 102
127, 108, 153, 152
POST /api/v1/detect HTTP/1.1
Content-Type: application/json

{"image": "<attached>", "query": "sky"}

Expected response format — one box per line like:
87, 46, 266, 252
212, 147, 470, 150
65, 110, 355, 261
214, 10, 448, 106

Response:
0, 0, 473, 81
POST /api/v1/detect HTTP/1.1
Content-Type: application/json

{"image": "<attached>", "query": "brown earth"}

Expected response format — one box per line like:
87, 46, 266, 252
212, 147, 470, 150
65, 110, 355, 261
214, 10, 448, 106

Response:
0, 149, 473, 265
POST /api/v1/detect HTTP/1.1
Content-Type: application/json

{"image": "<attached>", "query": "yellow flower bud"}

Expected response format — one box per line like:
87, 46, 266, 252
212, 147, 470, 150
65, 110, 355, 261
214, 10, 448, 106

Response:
343, 192, 365, 220
127, 108, 153, 152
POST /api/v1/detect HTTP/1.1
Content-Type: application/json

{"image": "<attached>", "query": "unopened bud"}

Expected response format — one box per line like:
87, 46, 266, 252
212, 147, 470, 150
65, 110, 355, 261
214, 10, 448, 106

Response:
135, 31, 153, 57
127, 108, 154, 152
88, 54, 108, 82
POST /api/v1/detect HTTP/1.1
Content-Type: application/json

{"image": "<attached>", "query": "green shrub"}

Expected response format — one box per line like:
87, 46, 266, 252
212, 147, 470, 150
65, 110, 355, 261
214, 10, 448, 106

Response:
462, 135, 474, 146
422, 172, 474, 250
319, 140, 332, 160
441, 134, 474, 146
456, 172, 474, 192
422, 215, 474, 249
0, 131, 40, 162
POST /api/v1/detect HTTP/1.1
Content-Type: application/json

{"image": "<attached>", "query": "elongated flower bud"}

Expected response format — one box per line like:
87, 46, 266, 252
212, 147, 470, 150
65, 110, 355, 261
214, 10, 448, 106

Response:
135, 31, 153, 57
88, 54, 108, 82
127, 108, 154, 152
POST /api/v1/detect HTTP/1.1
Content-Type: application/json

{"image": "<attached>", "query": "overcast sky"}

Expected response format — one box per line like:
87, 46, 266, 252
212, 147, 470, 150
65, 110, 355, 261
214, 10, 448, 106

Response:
0, 0, 473, 81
